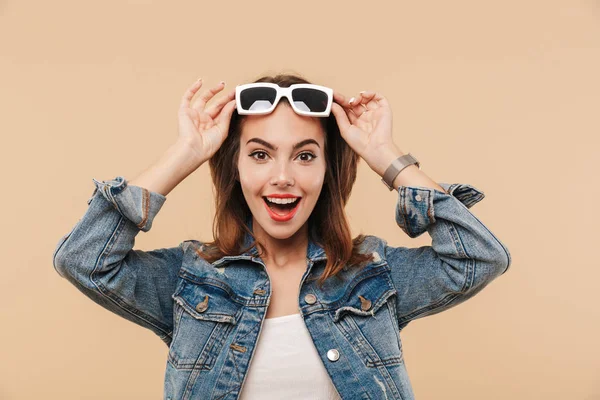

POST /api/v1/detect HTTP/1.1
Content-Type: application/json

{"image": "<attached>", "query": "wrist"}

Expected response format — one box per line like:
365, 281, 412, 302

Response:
370, 144, 405, 177
173, 140, 207, 167
161, 142, 203, 180
129, 143, 201, 197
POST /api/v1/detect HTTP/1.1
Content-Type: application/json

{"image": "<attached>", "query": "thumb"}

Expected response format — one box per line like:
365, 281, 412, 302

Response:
201, 101, 236, 154
331, 102, 351, 135
331, 102, 367, 156
216, 99, 237, 132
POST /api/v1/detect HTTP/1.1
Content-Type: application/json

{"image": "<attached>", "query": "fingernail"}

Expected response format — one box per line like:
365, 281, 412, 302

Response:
349, 97, 355, 105
359, 91, 366, 94
197, 77, 203, 82
220, 81, 225, 85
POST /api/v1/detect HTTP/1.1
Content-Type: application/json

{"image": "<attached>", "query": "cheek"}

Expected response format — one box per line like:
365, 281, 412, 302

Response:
302, 171, 325, 196
310, 176, 325, 191
238, 171, 271, 201
238, 160, 261, 190
239, 174, 259, 195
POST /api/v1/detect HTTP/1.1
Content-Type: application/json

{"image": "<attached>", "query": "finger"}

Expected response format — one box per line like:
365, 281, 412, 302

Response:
346, 106, 359, 125
215, 99, 237, 127
372, 92, 390, 108
330, 102, 351, 134
206, 89, 235, 119
358, 90, 379, 110
204, 100, 236, 150
179, 78, 204, 110
349, 95, 368, 117
333, 103, 368, 150
192, 81, 226, 112
335, 91, 368, 117
334, 90, 366, 110
333, 91, 353, 108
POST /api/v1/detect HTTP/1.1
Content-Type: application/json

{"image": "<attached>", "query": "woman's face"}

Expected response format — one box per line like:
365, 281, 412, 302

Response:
237, 102, 327, 240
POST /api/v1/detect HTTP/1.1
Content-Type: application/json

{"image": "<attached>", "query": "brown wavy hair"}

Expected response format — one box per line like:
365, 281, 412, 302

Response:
196, 72, 374, 288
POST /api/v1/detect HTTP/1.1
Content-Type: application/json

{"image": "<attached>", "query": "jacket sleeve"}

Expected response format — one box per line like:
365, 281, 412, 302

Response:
52, 176, 184, 345
385, 182, 512, 330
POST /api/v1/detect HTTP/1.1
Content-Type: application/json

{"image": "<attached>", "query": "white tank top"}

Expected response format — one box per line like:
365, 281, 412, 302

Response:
238, 313, 342, 400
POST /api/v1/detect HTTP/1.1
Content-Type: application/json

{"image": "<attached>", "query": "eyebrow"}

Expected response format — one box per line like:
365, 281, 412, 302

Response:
246, 138, 320, 151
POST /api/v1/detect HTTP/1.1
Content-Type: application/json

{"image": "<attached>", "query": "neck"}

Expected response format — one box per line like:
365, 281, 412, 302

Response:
252, 217, 309, 268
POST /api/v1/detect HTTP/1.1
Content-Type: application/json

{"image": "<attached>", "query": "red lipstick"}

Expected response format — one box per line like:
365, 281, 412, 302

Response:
263, 196, 302, 222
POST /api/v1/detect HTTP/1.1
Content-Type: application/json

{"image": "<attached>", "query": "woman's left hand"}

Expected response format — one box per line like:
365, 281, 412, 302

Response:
331, 90, 403, 177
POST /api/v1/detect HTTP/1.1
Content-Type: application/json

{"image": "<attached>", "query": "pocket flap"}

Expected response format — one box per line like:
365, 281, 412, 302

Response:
332, 269, 397, 322
172, 278, 242, 324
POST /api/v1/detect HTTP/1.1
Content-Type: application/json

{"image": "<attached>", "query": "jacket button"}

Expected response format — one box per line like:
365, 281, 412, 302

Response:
304, 293, 317, 304
371, 251, 381, 262
196, 295, 209, 313
327, 349, 340, 362
415, 194, 422, 201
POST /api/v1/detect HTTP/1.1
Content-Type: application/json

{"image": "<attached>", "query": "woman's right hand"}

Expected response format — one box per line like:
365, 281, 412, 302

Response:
177, 79, 237, 165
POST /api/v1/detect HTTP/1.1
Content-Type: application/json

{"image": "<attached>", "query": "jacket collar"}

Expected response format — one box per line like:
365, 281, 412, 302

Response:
211, 215, 327, 267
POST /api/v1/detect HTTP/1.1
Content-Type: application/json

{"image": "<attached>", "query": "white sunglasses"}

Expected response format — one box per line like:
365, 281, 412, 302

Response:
235, 82, 333, 117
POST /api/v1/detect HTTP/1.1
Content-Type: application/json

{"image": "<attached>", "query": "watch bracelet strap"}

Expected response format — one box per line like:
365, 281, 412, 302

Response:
381, 153, 420, 191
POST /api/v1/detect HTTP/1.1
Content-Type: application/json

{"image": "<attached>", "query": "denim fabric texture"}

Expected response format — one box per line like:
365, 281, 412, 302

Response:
53, 176, 511, 400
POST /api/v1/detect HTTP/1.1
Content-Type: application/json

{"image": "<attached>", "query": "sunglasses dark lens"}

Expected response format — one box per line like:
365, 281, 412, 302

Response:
291, 88, 328, 113
239, 87, 278, 111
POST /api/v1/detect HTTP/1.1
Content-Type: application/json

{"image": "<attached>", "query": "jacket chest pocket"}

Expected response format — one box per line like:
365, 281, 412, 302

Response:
332, 267, 404, 368
169, 277, 242, 371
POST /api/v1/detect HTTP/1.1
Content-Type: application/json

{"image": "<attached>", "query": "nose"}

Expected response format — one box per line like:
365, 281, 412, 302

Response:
270, 159, 295, 187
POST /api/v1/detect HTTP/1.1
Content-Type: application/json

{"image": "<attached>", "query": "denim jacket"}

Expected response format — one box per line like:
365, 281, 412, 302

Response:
52, 176, 511, 400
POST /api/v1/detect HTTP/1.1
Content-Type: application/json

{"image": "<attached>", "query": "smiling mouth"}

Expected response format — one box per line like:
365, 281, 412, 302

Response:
262, 197, 302, 216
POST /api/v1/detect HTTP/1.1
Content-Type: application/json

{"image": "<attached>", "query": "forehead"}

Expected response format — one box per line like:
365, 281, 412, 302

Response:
240, 104, 325, 146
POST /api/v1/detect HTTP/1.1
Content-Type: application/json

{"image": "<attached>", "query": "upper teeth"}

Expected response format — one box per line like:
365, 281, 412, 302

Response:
266, 197, 299, 204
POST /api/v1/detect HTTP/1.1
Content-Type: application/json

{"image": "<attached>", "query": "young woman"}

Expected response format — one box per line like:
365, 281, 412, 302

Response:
53, 73, 511, 400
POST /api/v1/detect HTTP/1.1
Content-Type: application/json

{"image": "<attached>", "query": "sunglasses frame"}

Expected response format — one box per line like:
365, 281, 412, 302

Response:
235, 82, 333, 117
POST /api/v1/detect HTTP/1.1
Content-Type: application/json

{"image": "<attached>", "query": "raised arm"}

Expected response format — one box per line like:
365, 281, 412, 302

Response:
52, 79, 238, 344
52, 141, 200, 344
386, 180, 510, 330
330, 89, 511, 330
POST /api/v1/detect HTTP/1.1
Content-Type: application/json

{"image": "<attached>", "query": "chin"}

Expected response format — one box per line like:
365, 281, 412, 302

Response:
261, 217, 304, 238
265, 229, 299, 240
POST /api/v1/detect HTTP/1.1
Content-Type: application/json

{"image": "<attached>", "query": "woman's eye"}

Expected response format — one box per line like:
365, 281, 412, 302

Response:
249, 151, 268, 161
298, 152, 317, 163
248, 151, 317, 163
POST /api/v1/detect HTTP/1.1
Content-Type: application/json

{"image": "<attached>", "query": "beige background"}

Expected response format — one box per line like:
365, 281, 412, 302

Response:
1, 0, 599, 399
